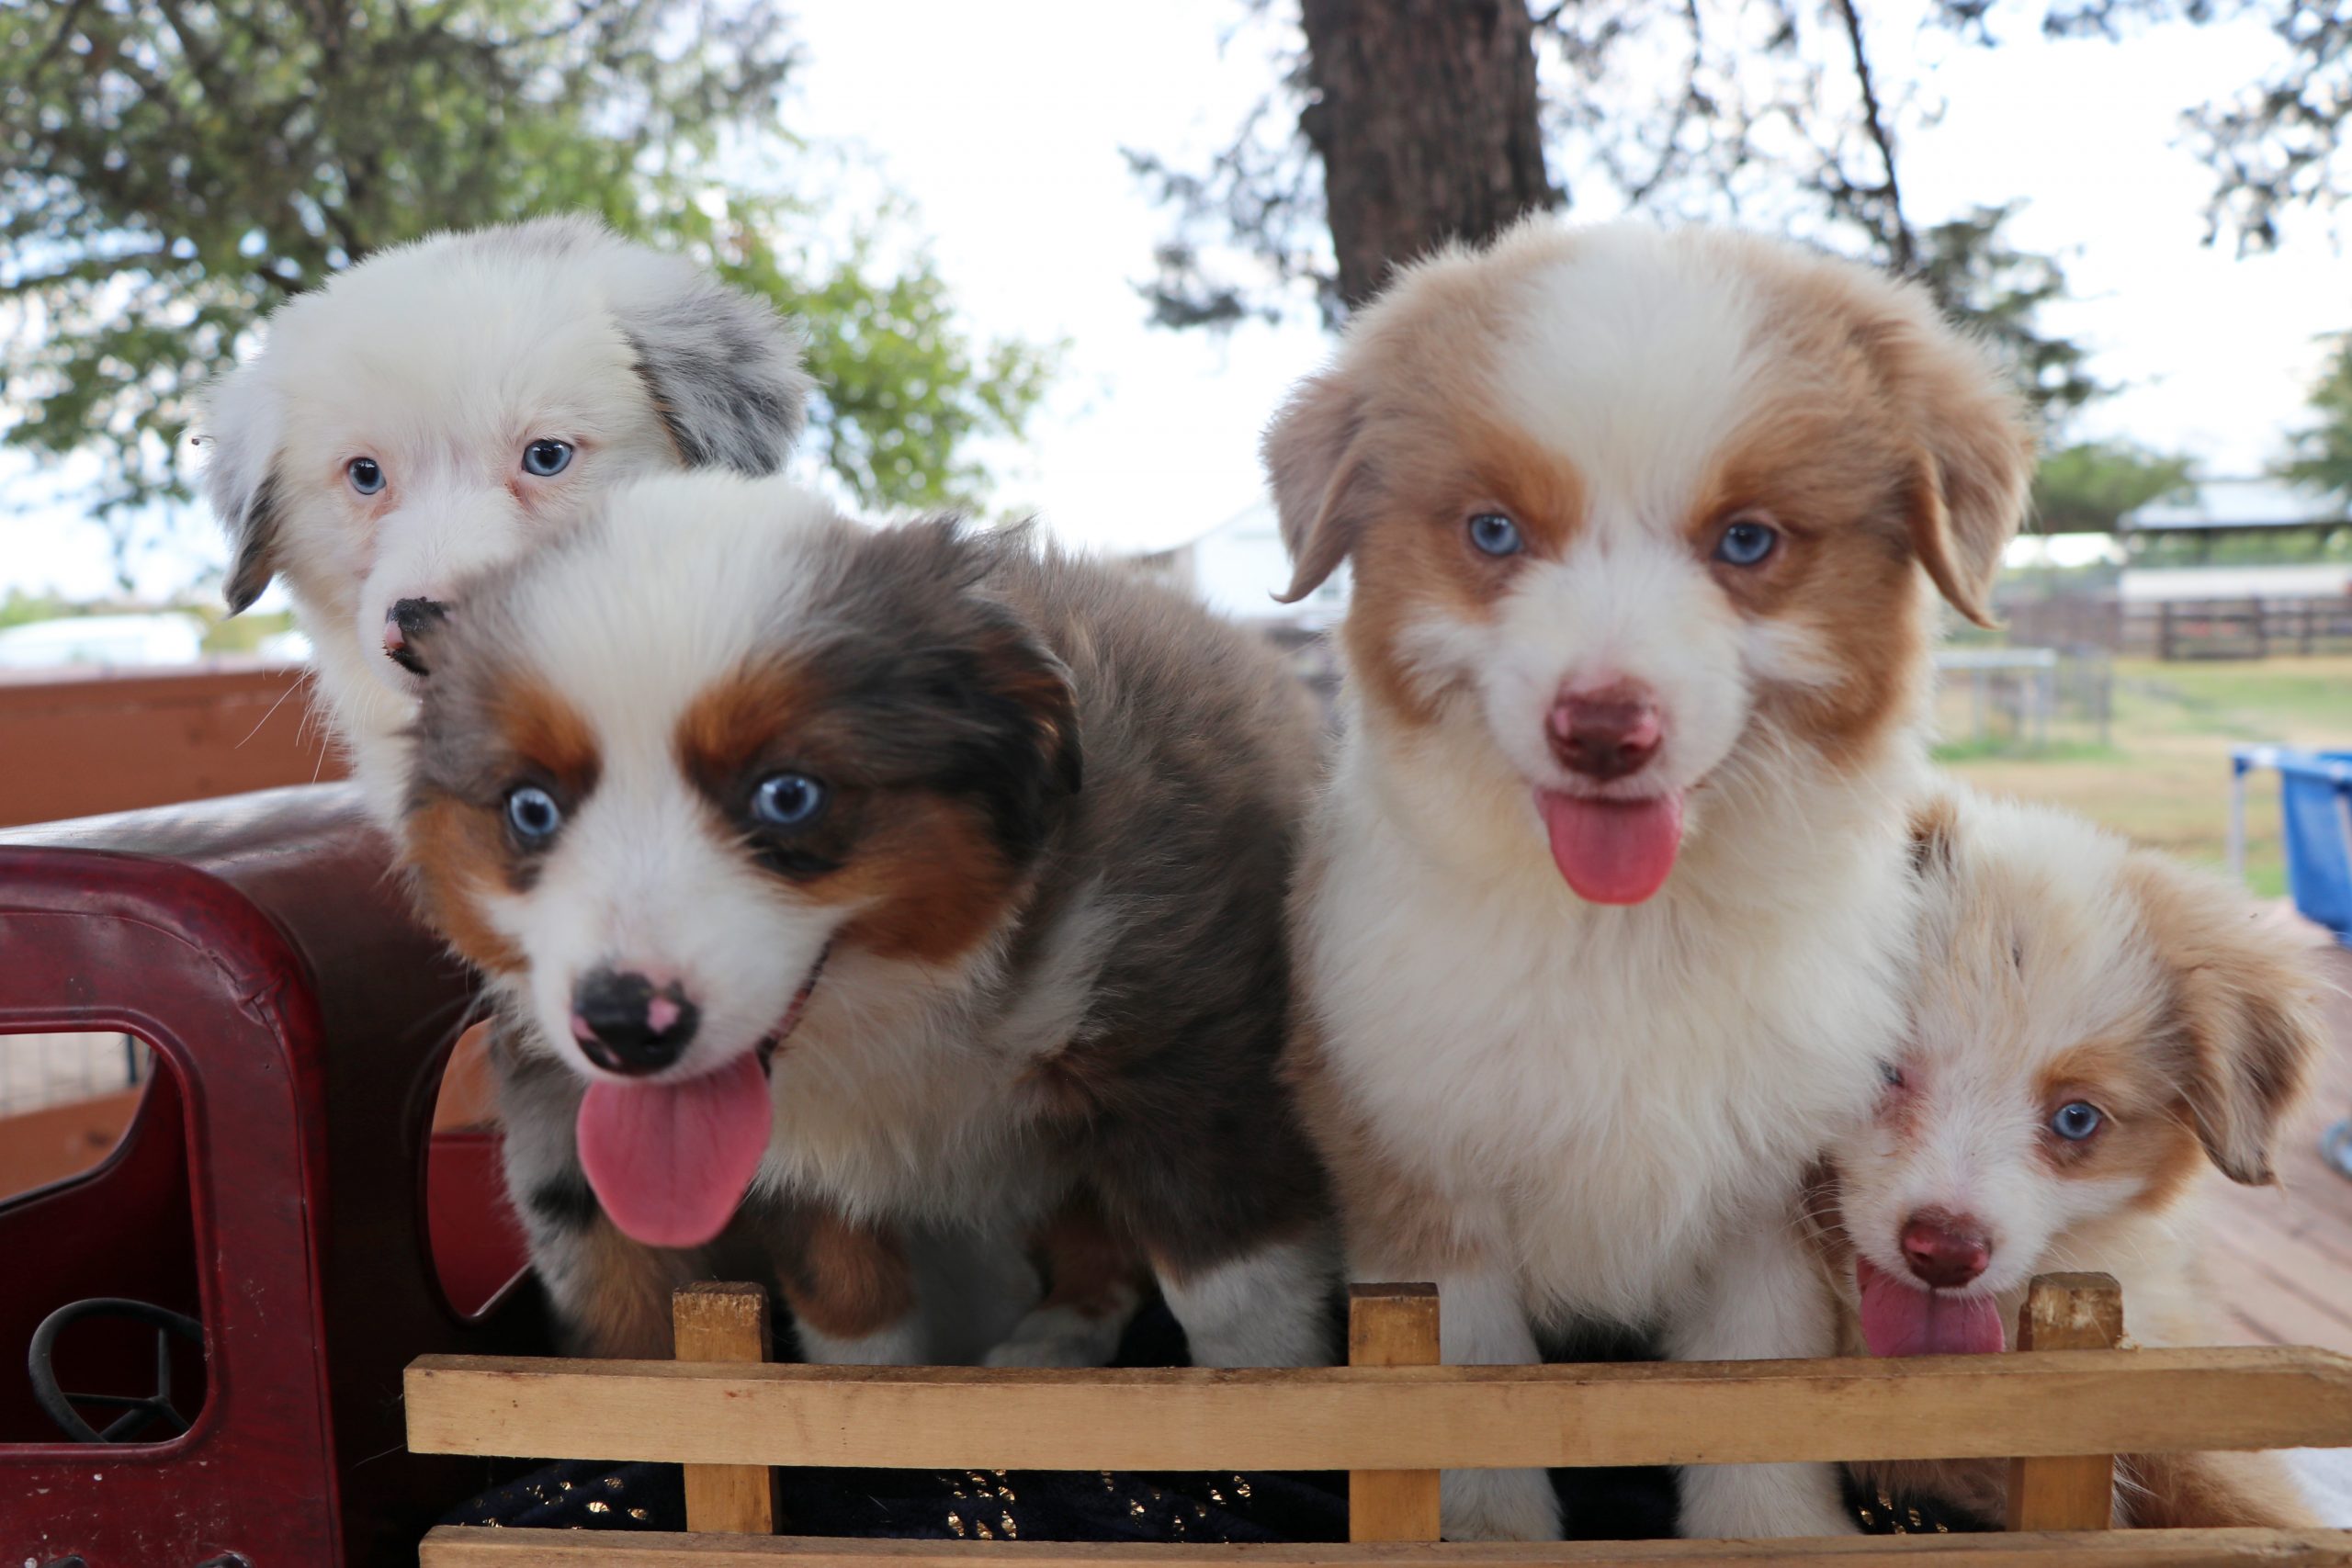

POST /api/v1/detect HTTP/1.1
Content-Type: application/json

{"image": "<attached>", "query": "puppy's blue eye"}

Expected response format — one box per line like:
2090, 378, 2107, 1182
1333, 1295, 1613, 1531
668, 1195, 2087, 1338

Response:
522, 439, 573, 478
2050, 1100, 2103, 1142
505, 785, 563, 844
752, 772, 827, 829
347, 457, 385, 495
1713, 517, 1780, 567
1467, 513, 1522, 557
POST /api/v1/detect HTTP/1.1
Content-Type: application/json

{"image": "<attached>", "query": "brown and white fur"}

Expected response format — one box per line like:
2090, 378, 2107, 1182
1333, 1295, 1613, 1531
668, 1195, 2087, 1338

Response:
1818, 788, 2326, 1529
1271, 221, 2034, 1540
198, 215, 809, 826
399, 472, 1336, 1369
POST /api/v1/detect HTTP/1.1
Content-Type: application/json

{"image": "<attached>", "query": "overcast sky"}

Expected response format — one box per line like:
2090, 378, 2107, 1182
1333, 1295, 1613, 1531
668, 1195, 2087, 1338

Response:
2, 0, 2342, 601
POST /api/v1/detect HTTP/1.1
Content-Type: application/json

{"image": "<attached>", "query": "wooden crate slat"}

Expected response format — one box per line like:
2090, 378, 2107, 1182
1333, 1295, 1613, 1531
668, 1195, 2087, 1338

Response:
404, 1345, 2352, 1472
673, 1282, 782, 1533
1347, 1283, 1442, 1543
416, 1523, 2352, 1565
2006, 1276, 2121, 1532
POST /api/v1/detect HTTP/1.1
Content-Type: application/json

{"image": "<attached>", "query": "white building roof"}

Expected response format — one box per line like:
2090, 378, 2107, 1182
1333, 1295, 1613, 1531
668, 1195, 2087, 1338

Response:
2123, 477, 2348, 531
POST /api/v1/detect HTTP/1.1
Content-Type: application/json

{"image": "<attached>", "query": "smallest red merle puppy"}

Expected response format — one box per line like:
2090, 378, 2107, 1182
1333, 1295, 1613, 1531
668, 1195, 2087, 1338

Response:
400, 471, 1334, 1367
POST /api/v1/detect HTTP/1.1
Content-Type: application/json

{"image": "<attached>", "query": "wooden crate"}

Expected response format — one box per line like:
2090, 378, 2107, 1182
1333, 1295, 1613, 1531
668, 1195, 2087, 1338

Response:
408, 1277, 2352, 1565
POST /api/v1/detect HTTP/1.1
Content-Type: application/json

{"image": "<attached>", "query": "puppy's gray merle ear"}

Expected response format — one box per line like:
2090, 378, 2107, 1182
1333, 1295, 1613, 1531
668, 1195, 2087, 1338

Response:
1263, 369, 1374, 604
615, 257, 813, 477
2129, 852, 2326, 1187
198, 360, 287, 615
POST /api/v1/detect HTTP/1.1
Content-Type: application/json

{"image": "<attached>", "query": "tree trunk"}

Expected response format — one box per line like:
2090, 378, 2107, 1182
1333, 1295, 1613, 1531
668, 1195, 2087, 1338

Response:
1297, 0, 1559, 313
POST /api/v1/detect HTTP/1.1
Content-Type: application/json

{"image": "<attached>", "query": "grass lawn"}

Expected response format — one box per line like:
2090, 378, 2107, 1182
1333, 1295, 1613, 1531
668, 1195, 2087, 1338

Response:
1935, 655, 2352, 898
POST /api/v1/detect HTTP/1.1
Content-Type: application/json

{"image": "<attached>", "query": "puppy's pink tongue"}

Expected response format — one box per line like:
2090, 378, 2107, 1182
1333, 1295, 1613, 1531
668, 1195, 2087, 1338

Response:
1856, 1258, 2007, 1357
575, 1053, 771, 1248
1536, 790, 1684, 905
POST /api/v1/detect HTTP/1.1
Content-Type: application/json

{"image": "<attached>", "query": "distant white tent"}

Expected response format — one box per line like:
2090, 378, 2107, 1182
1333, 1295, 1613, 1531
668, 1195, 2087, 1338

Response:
1122, 498, 1350, 627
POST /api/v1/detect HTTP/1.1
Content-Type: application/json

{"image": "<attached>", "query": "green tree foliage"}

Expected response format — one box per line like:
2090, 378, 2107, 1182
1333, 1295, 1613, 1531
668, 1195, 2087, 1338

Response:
2283, 332, 2352, 503
1127, 5, 2101, 437
1131, 2, 2352, 451
1913, 207, 2103, 434
2033, 440, 2196, 533
2, 0, 1052, 584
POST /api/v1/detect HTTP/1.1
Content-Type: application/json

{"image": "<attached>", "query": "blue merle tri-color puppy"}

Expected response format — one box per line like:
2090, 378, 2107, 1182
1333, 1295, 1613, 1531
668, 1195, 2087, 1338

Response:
399, 472, 1336, 1369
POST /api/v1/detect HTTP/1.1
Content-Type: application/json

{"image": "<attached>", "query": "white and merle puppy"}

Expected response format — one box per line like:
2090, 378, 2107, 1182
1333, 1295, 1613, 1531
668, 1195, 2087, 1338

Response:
1819, 789, 2324, 1530
1271, 221, 2033, 1540
399, 473, 1335, 1369
198, 215, 809, 824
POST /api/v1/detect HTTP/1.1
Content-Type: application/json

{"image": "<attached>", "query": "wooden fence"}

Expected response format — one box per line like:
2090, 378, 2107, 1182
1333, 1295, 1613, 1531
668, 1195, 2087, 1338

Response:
408, 1277, 2352, 1565
0, 660, 340, 829
1998, 596, 2352, 660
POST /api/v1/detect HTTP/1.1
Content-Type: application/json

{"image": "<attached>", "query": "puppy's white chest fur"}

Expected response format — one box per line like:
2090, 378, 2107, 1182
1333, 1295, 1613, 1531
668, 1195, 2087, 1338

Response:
1309, 744, 1913, 1322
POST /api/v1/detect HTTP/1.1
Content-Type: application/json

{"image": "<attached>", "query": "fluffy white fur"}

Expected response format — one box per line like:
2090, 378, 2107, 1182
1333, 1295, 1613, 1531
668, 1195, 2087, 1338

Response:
1276, 222, 2031, 1540
1826, 788, 2326, 1529
1310, 722, 1918, 1538
1838, 800, 2179, 1309
198, 217, 807, 823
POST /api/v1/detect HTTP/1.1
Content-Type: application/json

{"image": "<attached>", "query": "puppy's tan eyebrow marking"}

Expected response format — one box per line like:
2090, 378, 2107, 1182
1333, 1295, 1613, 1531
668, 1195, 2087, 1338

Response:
491, 678, 602, 797
673, 659, 820, 795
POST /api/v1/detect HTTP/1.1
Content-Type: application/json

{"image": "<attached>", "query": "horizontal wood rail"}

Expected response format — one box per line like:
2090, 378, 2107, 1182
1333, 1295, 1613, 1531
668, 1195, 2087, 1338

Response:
417, 1527, 2352, 1564
404, 1278, 2352, 1563
405, 1342, 2352, 1472
0, 660, 340, 829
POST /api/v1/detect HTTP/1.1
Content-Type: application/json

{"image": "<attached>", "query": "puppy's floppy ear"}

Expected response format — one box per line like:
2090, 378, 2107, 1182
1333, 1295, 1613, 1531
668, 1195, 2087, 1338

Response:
616, 255, 813, 477
861, 517, 1082, 822
2128, 852, 2326, 1186
1263, 369, 1374, 604
973, 617, 1083, 803
198, 360, 287, 615
1873, 305, 2036, 629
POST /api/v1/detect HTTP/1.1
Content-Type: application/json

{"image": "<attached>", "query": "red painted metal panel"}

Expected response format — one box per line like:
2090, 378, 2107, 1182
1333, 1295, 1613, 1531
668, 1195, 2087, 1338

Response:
0, 785, 549, 1567
0, 848, 344, 1564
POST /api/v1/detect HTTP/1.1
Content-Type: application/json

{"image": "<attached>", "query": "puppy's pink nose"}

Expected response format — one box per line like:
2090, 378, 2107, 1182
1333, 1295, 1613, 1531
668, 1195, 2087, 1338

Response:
1900, 1211, 1991, 1289
1546, 682, 1662, 781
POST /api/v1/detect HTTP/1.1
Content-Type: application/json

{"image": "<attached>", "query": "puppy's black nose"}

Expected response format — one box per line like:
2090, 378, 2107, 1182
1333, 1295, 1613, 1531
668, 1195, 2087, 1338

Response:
571, 968, 699, 1076
384, 597, 449, 676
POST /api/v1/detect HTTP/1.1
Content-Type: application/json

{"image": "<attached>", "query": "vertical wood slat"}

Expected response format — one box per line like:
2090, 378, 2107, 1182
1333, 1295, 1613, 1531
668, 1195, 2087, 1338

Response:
674, 1282, 781, 1533
1348, 1283, 1442, 1543
2006, 1273, 2125, 1532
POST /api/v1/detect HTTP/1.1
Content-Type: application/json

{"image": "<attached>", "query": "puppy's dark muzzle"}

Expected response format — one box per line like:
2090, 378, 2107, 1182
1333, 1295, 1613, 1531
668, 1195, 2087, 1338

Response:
384, 597, 450, 676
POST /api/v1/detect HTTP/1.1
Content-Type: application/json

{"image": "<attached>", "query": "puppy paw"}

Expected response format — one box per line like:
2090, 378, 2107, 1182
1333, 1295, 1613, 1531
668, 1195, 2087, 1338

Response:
1441, 1466, 1562, 1541
983, 1304, 1126, 1368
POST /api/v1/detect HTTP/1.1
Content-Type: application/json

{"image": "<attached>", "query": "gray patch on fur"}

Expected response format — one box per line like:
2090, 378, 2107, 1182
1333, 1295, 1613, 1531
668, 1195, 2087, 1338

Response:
621, 279, 812, 476
197, 356, 287, 614
222, 469, 282, 614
